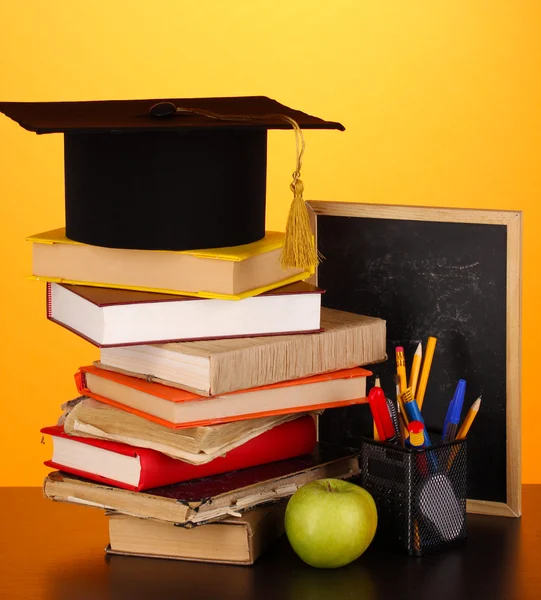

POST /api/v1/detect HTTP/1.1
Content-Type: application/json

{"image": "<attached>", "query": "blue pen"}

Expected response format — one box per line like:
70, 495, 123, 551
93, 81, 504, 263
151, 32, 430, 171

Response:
443, 380, 466, 442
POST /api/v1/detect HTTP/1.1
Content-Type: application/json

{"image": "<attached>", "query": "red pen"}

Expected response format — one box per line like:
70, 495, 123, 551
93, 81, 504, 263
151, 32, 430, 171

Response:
368, 386, 396, 442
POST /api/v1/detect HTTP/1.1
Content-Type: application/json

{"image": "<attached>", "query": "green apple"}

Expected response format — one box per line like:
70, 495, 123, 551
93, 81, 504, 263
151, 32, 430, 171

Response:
284, 478, 377, 569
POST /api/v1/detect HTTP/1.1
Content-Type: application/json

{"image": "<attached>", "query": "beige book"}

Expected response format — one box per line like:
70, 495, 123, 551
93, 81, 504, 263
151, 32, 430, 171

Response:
106, 503, 286, 565
63, 398, 313, 465
99, 306, 387, 396
28, 228, 307, 300
43, 444, 360, 526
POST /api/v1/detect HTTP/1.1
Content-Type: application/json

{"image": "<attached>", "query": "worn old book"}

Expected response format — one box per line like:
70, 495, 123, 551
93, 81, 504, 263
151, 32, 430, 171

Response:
99, 306, 387, 396
63, 398, 313, 464
28, 228, 308, 300
43, 443, 360, 526
106, 503, 286, 565
46, 281, 323, 347
75, 365, 370, 428
42, 416, 316, 491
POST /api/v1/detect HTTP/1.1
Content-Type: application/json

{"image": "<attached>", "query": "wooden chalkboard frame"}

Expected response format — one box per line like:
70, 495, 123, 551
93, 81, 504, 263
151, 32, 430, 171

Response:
308, 201, 522, 518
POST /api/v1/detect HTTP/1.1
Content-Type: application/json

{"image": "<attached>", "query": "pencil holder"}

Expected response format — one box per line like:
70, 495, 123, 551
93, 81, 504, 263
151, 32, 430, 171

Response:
359, 432, 467, 556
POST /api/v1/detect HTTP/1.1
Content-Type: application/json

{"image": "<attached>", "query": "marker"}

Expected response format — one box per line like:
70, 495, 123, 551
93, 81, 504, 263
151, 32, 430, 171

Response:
401, 387, 431, 447
409, 342, 422, 399
417, 336, 437, 410
407, 421, 426, 448
401, 388, 440, 471
407, 421, 429, 476
368, 386, 397, 443
373, 375, 381, 441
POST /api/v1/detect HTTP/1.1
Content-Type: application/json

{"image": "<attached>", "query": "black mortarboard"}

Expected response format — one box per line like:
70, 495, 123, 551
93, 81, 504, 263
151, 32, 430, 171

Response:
0, 96, 344, 265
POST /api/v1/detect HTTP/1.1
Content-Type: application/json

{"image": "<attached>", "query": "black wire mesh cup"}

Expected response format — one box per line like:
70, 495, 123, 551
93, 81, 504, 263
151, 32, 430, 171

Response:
359, 433, 467, 556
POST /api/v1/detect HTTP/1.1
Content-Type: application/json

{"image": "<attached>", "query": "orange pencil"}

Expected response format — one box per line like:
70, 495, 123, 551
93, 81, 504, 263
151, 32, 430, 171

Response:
447, 397, 481, 471
456, 397, 481, 439
417, 336, 437, 410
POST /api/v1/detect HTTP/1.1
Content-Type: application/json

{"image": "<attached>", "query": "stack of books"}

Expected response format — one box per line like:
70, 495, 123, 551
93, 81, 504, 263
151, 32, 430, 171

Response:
3, 96, 386, 565
36, 243, 385, 562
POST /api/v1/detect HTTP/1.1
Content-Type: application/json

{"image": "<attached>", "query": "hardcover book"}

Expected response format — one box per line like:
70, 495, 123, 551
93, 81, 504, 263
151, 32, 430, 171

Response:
99, 306, 387, 396
46, 281, 323, 347
75, 365, 371, 428
62, 397, 312, 464
42, 415, 316, 492
106, 502, 287, 565
28, 228, 309, 300
43, 443, 361, 526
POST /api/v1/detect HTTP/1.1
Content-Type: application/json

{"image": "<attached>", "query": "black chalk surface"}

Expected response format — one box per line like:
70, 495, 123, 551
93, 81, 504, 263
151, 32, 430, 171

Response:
317, 215, 507, 503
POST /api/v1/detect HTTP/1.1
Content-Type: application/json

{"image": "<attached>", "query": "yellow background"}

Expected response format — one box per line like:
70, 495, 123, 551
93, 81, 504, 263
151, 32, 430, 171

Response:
0, 2, 539, 485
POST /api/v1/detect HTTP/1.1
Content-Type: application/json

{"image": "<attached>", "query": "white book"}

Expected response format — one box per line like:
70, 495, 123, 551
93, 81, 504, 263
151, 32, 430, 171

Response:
47, 281, 322, 347
99, 307, 387, 396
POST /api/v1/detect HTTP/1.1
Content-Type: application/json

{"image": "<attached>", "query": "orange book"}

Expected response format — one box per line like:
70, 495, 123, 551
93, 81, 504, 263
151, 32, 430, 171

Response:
75, 365, 371, 429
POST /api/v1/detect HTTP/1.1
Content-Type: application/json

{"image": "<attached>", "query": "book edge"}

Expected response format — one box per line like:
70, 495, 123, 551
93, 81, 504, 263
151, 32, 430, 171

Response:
104, 544, 255, 565
42, 450, 360, 525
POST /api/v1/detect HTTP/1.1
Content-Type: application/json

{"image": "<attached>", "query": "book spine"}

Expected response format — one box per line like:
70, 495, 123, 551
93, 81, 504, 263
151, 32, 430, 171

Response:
74, 368, 89, 395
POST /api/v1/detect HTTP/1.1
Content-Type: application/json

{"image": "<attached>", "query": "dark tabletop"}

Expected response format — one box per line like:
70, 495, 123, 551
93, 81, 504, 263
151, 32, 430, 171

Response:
0, 486, 539, 600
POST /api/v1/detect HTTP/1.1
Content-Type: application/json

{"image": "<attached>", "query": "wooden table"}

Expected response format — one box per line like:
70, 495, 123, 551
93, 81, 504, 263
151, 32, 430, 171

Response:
1, 486, 540, 600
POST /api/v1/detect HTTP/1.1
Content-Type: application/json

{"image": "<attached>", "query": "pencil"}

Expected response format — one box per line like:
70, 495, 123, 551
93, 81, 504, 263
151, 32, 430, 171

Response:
413, 519, 421, 552
396, 389, 410, 428
417, 336, 437, 410
394, 375, 408, 444
396, 346, 407, 394
447, 397, 481, 471
456, 397, 481, 439
409, 342, 422, 399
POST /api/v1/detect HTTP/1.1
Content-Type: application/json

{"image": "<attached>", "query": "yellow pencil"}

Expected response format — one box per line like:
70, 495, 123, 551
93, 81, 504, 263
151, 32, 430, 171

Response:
373, 376, 381, 441
409, 342, 422, 399
416, 336, 437, 410
456, 397, 481, 439
447, 397, 481, 471
395, 346, 407, 394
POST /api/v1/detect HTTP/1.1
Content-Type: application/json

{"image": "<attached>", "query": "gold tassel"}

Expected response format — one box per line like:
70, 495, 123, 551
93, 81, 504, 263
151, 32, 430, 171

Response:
278, 115, 321, 273
148, 103, 320, 271
280, 175, 319, 272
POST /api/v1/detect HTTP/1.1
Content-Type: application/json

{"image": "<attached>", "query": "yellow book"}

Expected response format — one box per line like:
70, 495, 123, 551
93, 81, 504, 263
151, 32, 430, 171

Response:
27, 228, 310, 300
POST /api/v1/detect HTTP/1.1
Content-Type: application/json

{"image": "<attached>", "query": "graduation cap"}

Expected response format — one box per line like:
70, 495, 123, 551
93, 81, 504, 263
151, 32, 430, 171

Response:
0, 96, 344, 271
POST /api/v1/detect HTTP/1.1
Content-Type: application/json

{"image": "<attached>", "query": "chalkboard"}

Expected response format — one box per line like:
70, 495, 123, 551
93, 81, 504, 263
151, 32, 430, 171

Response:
309, 202, 521, 517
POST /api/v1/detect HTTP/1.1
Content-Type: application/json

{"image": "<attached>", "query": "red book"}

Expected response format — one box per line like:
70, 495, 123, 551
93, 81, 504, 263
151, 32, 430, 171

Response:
41, 416, 316, 492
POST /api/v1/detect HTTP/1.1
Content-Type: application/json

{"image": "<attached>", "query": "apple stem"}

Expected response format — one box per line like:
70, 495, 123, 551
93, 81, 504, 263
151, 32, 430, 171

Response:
327, 481, 333, 492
